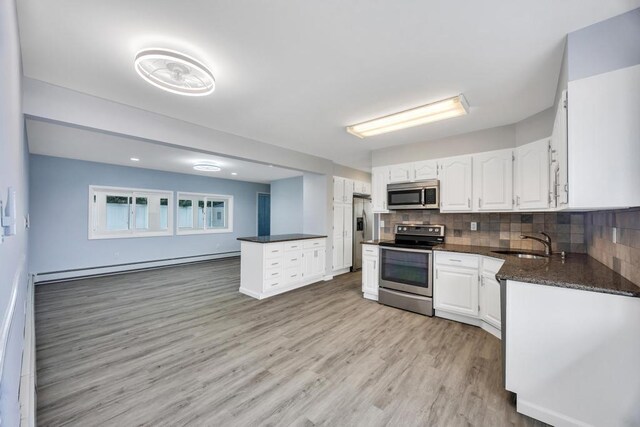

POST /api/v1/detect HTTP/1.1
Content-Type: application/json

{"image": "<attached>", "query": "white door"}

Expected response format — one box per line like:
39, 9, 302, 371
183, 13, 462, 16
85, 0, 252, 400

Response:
439, 155, 473, 212
362, 255, 379, 297
388, 163, 413, 183
344, 179, 354, 204
550, 90, 568, 207
413, 160, 439, 181
515, 139, 549, 210
333, 204, 345, 270
473, 149, 513, 211
372, 166, 389, 213
333, 177, 345, 203
480, 273, 501, 329
434, 266, 479, 317
343, 204, 353, 268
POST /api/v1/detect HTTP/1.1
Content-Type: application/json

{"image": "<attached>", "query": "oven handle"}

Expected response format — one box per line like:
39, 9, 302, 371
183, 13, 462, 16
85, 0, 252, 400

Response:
381, 246, 432, 254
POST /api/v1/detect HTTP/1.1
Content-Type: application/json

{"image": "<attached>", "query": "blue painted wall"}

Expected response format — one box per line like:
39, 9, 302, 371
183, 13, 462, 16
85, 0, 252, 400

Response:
568, 8, 640, 81
0, 0, 29, 424
29, 155, 270, 273
270, 176, 304, 235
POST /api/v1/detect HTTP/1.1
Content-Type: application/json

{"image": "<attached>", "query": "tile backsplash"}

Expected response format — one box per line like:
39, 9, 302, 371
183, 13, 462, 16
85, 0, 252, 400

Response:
585, 208, 640, 285
380, 211, 586, 253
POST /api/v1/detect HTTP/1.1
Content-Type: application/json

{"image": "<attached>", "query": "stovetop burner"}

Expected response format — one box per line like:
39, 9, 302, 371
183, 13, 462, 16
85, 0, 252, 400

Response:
380, 223, 445, 250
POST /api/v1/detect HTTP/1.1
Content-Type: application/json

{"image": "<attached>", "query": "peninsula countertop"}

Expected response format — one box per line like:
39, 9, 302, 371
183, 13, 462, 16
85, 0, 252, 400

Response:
237, 234, 327, 243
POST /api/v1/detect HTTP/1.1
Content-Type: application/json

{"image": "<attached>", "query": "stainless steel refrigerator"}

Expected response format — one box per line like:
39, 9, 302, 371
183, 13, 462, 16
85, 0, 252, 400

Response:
352, 196, 373, 271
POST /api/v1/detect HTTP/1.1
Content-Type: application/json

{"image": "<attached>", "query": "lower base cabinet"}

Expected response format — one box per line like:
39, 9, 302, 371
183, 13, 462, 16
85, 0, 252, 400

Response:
434, 251, 504, 338
361, 244, 379, 300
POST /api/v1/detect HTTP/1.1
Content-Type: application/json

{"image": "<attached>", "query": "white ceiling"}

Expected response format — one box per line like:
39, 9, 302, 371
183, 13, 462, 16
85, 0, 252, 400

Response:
17, 1, 640, 171
26, 119, 302, 183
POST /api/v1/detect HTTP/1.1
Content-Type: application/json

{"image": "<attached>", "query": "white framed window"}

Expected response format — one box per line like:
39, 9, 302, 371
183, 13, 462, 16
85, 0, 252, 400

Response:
176, 192, 233, 235
89, 186, 174, 239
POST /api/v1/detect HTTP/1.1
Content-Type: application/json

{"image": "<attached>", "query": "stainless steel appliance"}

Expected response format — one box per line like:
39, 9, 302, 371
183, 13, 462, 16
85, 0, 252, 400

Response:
352, 196, 373, 271
387, 180, 439, 210
378, 223, 445, 316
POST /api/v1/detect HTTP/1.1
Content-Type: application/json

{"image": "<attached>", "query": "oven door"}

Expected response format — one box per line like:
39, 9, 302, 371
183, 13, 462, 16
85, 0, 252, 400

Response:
387, 188, 424, 209
379, 247, 432, 297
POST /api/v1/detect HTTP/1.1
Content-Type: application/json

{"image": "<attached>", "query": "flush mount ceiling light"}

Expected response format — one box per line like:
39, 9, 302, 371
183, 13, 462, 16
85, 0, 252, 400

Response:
130, 157, 140, 162
346, 94, 469, 138
134, 48, 215, 96
193, 163, 221, 172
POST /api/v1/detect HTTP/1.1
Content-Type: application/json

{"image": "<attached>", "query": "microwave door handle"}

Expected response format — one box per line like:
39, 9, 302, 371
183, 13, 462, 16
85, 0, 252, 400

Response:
421, 188, 426, 206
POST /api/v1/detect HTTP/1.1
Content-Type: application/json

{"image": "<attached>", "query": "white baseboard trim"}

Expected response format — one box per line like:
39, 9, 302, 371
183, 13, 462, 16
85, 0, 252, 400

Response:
517, 397, 591, 427
363, 292, 378, 301
0, 256, 24, 386
34, 252, 240, 283
332, 267, 350, 277
20, 274, 36, 427
239, 275, 326, 300
322, 275, 333, 281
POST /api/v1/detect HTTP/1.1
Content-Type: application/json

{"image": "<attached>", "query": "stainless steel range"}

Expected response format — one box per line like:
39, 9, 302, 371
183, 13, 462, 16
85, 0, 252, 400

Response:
378, 223, 445, 316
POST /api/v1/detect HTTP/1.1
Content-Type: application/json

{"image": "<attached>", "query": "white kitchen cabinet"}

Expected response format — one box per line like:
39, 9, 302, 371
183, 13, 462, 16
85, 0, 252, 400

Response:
371, 166, 389, 213
361, 244, 379, 301
239, 238, 326, 299
353, 180, 371, 196
479, 257, 504, 331
550, 90, 568, 208
333, 176, 354, 204
413, 159, 439, 181
388, 163, 413, 183
332, 202, 353, 272
473, 149, 513, 211
514, 138, 549, 210
439, 155, 473, 212
567, 64, 640, 209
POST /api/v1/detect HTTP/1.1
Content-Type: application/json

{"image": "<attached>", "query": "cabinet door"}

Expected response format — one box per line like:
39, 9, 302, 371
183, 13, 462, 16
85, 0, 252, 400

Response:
362, 182, 371, 196
480, 273, 501, 329
413, 160, 439, 181
550, 90, 568, 208
344, 179, 354, 204
388, 163, 413, 183
333, 177, 345, 203
439, 155, 473, 212
362, 255, 379, 297
302, 249, 314, 278
515, 139, 549, 210
372, 167, 389, 213
473, 149, 513, 211
343, 205, 353, 268
434, 265, 479, 317
313, 248, 326, 276
333, 204, 345, 270
333, 237, 344, 271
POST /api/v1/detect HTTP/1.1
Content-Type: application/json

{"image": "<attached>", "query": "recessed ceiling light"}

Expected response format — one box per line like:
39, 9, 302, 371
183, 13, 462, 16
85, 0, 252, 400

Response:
231, 172, 238, 176
130, 157, 140, 162
134, 48, 215, 96
193, 163, 221, 172
268, 164, 274, 168
346, 94, 469, 138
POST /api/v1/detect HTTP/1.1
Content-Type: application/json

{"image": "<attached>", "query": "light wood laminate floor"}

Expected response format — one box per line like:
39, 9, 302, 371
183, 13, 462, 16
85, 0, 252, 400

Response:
36, 257, 544, 426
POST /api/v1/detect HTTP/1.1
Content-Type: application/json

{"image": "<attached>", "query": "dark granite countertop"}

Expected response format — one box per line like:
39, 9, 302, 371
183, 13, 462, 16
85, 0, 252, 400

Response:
433, 244, 640, 298
237, 234, 327, 243
361, 239, 387, 245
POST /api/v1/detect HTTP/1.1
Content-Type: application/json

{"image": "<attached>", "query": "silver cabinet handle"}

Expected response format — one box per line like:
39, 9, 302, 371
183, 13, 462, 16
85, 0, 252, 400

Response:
271, 272, 278, 276
467, 198, 471, 208
271, 262, 278, 266
449, 259, 462, 262
516, 195, 520, 206
479, 198, 482, 208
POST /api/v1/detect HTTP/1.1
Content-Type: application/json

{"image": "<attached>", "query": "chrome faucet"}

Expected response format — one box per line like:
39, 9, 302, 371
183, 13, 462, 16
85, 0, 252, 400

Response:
520, 232, 552, 256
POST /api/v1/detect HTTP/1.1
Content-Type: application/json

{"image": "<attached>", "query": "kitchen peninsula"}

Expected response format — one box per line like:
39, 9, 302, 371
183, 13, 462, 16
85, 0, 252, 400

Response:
237, 234, 328, 299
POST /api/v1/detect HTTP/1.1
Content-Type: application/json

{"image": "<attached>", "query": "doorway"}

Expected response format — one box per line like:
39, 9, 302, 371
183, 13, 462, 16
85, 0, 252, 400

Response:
257, 192, 271, 236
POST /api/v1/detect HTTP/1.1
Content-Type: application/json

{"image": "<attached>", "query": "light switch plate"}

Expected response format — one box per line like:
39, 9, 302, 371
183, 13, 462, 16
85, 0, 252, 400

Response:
470, 222, 477, 231
380, 220, 385, 228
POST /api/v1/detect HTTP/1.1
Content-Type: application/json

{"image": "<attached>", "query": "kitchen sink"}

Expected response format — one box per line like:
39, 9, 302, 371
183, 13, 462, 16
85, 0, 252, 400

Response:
491, 250, 548, 260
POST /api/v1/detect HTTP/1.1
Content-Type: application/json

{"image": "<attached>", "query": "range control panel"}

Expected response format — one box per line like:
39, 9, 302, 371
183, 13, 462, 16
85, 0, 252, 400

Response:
394, 224, 445, 237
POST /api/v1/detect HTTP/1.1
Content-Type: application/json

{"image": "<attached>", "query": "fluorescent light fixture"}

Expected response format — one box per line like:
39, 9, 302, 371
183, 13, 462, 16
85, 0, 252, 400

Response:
193, 163, 221, 172
135, 48, 215, 96
346, 94, 469, 138
130, 157, 140, 162
231, 172, 238, 176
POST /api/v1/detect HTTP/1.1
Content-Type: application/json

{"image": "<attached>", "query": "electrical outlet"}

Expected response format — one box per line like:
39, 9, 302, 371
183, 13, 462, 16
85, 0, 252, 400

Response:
380, 220, 385, 228
470, 222, 477, 231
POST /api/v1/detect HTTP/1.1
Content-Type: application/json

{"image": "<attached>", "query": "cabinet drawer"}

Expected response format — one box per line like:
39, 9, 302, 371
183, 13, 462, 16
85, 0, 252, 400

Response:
265, 278, 283, 289
435, 251, 479, 269
483, 257, 505, 275
284, 252, 302, 269
284, 267, 302, 284
303, 239, 325, 249
264, 267, 282, 280
284, 241, 303, 251
362, 244, 379, 256
265, 259, 282, 269
264, 243, 284, 259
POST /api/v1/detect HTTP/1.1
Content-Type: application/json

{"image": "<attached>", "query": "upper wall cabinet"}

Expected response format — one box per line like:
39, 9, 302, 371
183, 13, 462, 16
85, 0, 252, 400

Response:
413, 160, 439, 181
388, 163, 413, 183
473, 149, 513, 211
514, 138, 549, 210
439, 155, 473, 212
550, 90, 568, 208
353, 180, 371, 196
567, 64, 640, 209
371, 166, 389, 213
333, 176, 354, 204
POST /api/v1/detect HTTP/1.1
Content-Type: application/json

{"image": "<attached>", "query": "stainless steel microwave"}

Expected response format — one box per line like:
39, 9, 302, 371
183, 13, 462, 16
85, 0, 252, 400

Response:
387, 180, 439, 210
